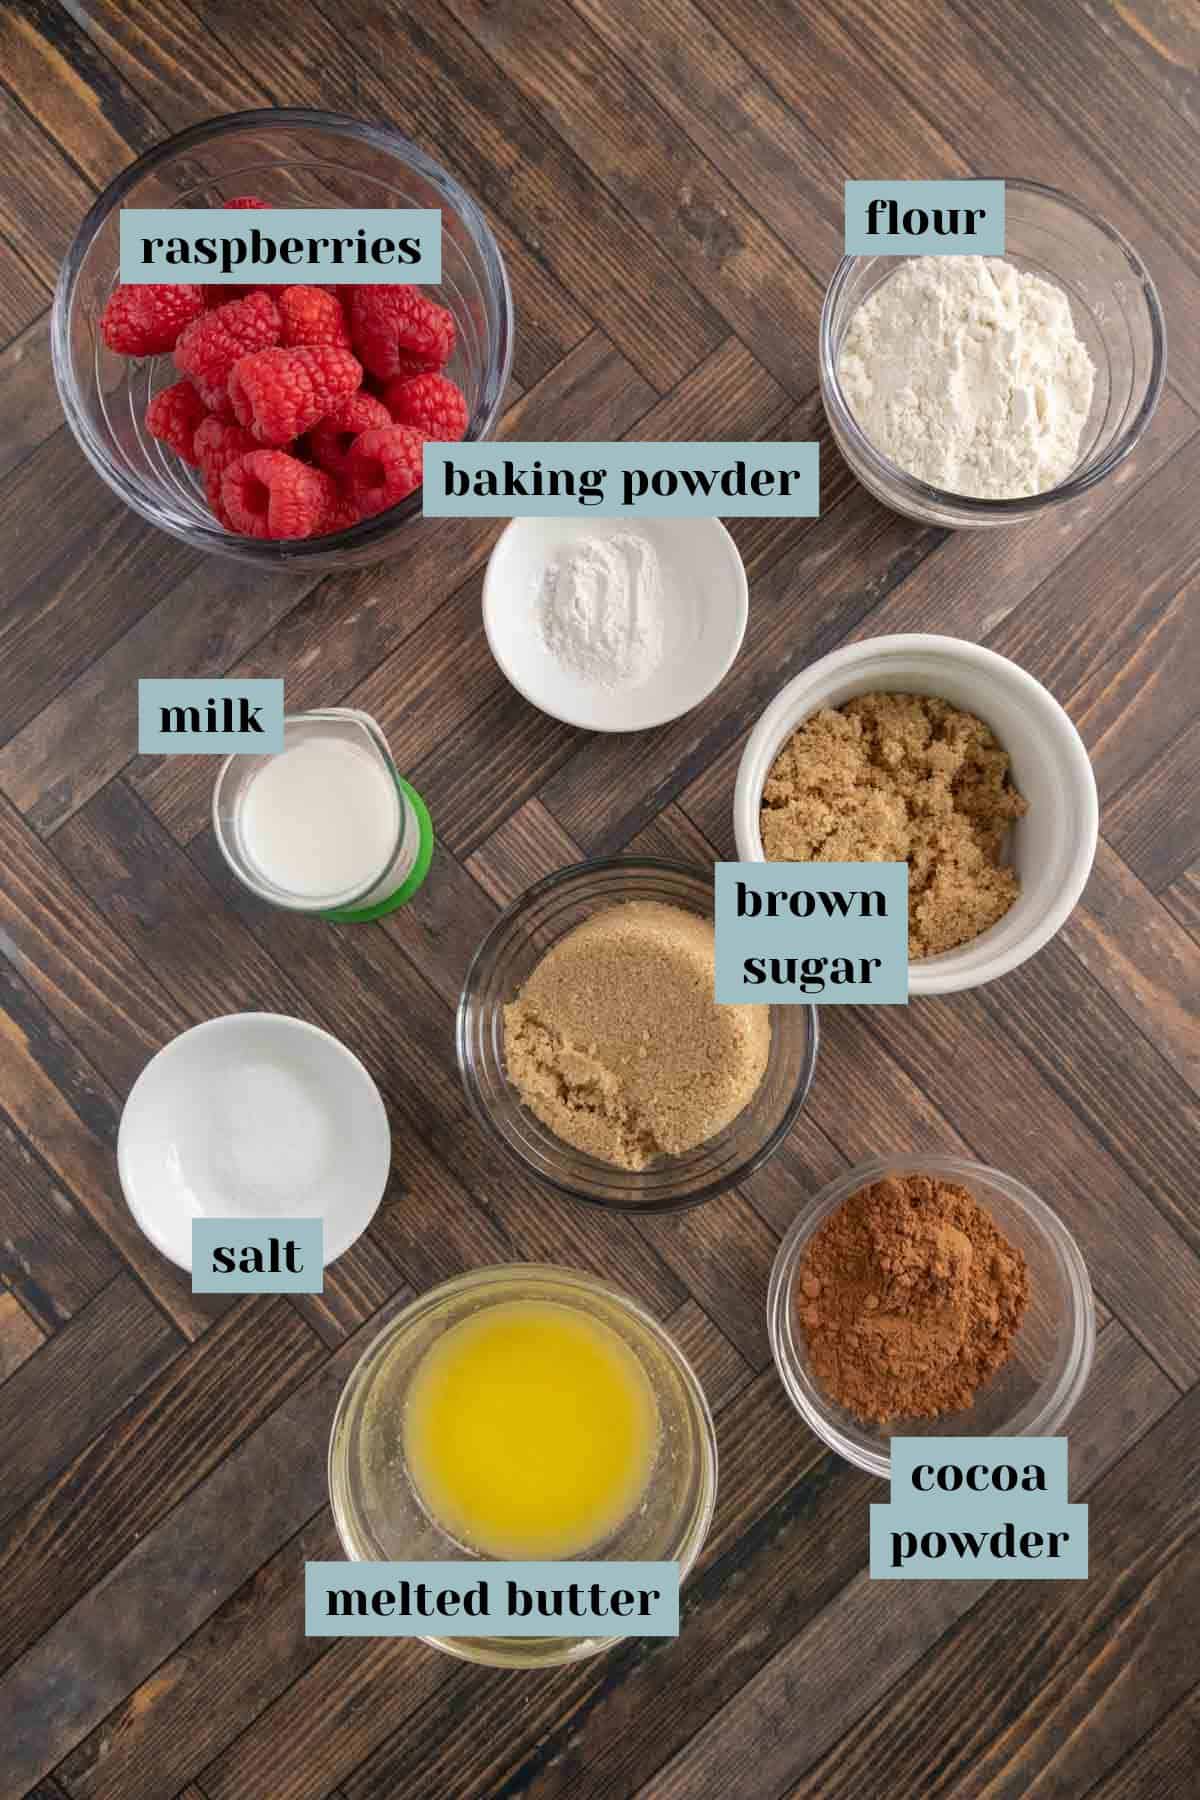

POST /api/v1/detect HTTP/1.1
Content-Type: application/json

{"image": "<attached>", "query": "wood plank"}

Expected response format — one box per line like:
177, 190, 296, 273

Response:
0, 796, 184, 1093
0, 87, 94, 295
0, 557, 317, 837
443, 0, 824, 393
0, 1273, 179, 1526
0, 1296, 410, 1797
466, 797, 582, 908
1089, 1685, 1200, 1800
976, 0, 1200, 285
974, 934, 1200, 1260
1161, 861, 1200, 942
988, 426, 1200, 699
0, 1109, 121, 1330
0, 316, 63, 482
0, 1295, 324, 1678
1104, 718, 1200, 895
0, 0, 161, 185
702, 0, 970, 179
640, 1322, 1181, 1800
663, 1298, 753, 1415
0, 961, 222, 1340
1071, 578, 1198, 805
1061, 838, 1200, 1097
130, 330, 649, 844
571, 0, 845, 278
1064, 0, 1200, 134
56, 1510, 345, 1800
0, 434, 201, 748
0, 1287, 46, 1382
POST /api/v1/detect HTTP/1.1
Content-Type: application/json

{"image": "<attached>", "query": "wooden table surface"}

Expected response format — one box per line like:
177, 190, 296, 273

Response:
2, 2, 1199, 1796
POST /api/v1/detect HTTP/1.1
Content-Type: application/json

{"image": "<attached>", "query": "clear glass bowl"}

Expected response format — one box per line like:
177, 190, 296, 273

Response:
768, 1155, 1095, 1479
51, 108, 513, 569
456, 859, 819, 1212
819, 179, 1165, 528
327, 1264, 718, 1667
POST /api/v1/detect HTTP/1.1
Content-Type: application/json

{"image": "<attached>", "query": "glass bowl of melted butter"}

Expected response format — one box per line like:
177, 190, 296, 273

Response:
328, 1263, 718, 1667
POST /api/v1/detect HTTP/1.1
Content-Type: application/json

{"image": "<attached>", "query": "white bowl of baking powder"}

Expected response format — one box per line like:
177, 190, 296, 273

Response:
482, 516, 748, 732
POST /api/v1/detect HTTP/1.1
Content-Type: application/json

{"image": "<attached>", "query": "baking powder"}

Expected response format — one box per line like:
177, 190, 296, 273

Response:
538, 532, 665, 687
838, 255, 1096, 498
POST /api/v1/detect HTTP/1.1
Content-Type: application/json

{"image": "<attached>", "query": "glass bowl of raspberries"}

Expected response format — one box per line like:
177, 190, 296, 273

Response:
52, 108, 513, 567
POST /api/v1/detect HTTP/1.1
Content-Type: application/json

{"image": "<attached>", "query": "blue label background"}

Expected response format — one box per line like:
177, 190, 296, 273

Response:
422, 442, 819, 517
844, 181, 1005, 255
714, 861, 909, 1004
305, 1562, 680, 1637
120, 208, 441, 282
872, 1436, 1087, 1580
138, 678, 284, 754
192, 1218, 324, 1293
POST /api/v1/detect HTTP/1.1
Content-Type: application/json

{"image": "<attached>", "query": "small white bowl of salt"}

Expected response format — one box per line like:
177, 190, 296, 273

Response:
482, 516, 748, 732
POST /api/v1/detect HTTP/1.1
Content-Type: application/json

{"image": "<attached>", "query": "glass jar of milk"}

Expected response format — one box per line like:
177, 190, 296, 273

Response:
213, 709, 434, 921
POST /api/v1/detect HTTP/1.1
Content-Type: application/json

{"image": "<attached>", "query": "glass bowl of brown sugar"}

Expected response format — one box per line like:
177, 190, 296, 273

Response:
767, 1155, 1095, 1479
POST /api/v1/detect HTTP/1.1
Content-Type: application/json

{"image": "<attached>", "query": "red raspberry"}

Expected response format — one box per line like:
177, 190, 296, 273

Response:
145, 379, 208, 465
277, 285, 351, 349
381, 372, 468, 441
194, 416, 255, 520
229, 345, 361, 446
347, 424, 427, 516
307, 392, 392, 480
349, 287, 455, 380
222, 449, 336, 539
379, 347, 443, 384
318, 486, 364, 535
174, 290, 280, 405
100, 282, 205, 356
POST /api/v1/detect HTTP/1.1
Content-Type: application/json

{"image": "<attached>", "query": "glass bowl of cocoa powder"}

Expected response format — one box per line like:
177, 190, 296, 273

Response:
767, 1155, 1094, 1478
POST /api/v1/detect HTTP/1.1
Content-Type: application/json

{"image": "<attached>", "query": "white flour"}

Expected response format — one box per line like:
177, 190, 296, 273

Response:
539, 531, 665, 687
838, 255, 1096, 498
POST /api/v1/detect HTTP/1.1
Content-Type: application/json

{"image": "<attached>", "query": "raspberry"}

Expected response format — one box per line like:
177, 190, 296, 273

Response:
100, 283, 205, 356
379, 347, 443, 384
349, 287, 455, 380
229, 345, 362, 445
347, 424, 427, 516
277, 285, 351, 349
381, 372, 468, 441
194, 417, 255, 520
174, 291, 280, 406
307, 392, 392, 479
145, 379, 208, 465
222, 449, 336, 539
318, 486, 364, 535
223, 196, 270, 209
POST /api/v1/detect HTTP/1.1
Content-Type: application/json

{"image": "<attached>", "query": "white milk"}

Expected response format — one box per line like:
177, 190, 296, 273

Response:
240, 735, 402, 903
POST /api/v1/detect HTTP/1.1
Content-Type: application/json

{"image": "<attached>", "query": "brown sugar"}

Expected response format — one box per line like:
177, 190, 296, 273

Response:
503, 901, 770, 1171
759, 691, 1027, 958
795, 1172, 1030, 1424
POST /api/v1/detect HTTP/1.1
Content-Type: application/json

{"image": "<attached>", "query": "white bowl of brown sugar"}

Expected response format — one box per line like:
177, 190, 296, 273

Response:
733, 634, 1098, 995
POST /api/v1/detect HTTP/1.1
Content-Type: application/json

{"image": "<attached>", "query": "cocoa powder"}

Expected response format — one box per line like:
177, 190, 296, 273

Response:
795, 1172, 1029, 1425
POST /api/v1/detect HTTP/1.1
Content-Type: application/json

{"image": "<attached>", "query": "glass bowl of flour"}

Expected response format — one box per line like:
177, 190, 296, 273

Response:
819, 180, 1165, 528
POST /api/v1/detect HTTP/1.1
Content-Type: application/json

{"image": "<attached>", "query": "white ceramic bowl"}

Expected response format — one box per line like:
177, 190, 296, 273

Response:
482, 516, 748, 731
117, 1013, 391, 1270
734, 635, 1098, 994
